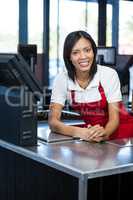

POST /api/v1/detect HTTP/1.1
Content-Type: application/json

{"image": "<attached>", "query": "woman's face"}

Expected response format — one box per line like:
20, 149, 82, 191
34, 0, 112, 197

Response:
70, 37, 94, 73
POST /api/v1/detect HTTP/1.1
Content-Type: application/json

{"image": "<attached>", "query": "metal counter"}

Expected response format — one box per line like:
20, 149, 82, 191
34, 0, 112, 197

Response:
1, 135, 133, 200
37, 120, 85, 142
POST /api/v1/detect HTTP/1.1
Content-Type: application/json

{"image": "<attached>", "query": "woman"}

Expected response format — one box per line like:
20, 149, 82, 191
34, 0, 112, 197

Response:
48, 30, 133, 142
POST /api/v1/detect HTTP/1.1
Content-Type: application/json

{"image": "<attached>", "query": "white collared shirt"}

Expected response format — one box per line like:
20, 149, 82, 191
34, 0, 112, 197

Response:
50, 65, 122, 106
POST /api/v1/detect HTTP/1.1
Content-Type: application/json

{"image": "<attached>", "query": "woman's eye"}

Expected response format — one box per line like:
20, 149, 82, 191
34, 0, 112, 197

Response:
72, 51, 78, 55
85, 48, 91, 52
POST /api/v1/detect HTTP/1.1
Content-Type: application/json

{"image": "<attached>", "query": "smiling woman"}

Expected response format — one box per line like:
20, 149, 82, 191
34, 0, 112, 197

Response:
48, 30, 133, 142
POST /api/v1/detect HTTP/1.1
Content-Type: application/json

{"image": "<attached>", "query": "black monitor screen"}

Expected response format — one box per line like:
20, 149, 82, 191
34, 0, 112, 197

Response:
0, 53, 43, 100
17, 44, 37, 72
96, 47, 116, 66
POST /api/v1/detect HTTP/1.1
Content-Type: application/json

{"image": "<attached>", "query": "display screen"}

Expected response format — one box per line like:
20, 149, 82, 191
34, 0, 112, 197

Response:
96, 47, 116, 66
0, 54, 43, 100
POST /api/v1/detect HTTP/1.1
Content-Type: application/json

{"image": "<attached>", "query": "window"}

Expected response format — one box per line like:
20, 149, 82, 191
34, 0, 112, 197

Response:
106, 4, 112, 46
119, 0, 133, 54
28, 0, 43, 53
49, 0, 98, 87
0, 0, 18, 53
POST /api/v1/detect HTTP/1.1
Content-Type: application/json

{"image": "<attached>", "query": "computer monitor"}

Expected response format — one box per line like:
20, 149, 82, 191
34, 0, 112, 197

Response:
17, 44, 37, 72
0, 53, 43, 101
96, 47, 116, 66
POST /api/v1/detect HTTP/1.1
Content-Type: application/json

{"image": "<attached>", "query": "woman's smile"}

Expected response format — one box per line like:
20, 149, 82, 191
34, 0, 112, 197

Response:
79, 60, 90, 67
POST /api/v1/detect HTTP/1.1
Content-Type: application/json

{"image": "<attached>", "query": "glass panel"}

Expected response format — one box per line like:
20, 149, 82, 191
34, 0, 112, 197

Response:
119, 1, 133, 54
28, 0, 43, 53
49, 0, 58, 87
86, 3, 98, 44
49, 0, 98, 87
106, 4, 112, 46
0, 0, 18, 53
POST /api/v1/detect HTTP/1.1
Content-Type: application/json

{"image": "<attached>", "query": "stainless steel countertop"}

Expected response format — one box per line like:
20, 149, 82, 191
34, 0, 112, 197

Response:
1, 136, 133, 179
37, 120, 85, 143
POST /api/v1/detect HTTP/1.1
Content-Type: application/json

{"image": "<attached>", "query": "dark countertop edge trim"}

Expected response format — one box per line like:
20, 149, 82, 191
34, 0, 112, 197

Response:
85, 164, 133, 179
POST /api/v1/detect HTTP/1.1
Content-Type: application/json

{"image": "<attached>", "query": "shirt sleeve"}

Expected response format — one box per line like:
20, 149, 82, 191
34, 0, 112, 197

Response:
50, 72, 67, 106
101, 67, 122, 103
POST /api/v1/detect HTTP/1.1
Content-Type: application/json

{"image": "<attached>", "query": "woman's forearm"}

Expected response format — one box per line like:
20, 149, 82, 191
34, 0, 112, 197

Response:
48, 118, 82, 137
104, 102, 120, 138
104, 119, 119, 138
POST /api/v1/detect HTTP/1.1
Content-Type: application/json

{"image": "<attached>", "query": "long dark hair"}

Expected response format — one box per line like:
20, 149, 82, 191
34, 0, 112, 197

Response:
63, 30, 97, 82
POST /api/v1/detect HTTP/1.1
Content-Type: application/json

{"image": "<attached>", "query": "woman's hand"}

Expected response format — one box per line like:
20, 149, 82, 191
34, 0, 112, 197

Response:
78, 124, 108, 142
88, 124, 107, 141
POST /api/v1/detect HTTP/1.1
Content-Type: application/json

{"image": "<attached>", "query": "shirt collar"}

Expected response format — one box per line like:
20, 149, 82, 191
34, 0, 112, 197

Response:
68, 70, 99, 91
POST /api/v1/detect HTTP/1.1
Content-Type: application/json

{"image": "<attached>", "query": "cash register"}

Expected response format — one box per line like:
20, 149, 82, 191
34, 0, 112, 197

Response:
0, 53, 43, 146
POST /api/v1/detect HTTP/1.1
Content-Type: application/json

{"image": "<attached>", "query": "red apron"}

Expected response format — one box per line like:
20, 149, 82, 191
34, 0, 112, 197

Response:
71, 83, 133, 140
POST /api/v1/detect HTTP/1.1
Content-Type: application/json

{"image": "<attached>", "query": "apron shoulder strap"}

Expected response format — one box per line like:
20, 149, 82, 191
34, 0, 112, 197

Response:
98, 82, 107, 102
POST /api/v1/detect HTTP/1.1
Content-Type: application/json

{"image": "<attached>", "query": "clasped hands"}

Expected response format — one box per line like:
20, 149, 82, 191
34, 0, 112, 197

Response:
82, 124, 107, 142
